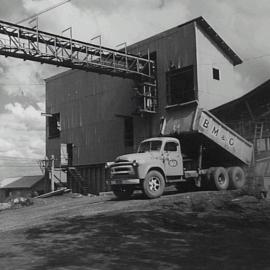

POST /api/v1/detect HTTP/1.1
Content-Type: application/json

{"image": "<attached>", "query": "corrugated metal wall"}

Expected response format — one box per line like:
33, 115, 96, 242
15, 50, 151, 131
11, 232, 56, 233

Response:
70, 164, 108, 195
46, 22, 197, 171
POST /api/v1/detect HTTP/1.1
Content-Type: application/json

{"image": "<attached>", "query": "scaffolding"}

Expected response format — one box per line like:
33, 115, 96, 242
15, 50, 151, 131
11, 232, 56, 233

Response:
134, 82, 158, 114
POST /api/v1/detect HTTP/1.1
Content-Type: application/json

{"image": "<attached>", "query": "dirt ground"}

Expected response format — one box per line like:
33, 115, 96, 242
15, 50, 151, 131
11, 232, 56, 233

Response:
0, 189, 270, 270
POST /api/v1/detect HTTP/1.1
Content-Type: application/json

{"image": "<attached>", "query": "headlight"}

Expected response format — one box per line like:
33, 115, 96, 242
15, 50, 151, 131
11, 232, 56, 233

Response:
105, 162, 113, 169
132, 160, 138, 167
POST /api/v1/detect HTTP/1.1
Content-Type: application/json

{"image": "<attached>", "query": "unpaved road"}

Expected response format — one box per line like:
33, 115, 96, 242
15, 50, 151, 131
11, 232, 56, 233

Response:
0, 190, 270, 270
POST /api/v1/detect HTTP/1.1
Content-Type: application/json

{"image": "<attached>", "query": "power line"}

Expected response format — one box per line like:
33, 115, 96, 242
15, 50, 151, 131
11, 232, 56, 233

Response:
0, 83, 45, 86
16, 0, 71, 24
0, 155, 40, 160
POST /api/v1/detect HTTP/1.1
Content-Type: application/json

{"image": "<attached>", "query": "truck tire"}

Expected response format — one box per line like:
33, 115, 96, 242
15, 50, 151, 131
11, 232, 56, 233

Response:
112, 186, 134, 200
143, 170, 165, 199
227, 167, 246, 189
212, 167, 229, 190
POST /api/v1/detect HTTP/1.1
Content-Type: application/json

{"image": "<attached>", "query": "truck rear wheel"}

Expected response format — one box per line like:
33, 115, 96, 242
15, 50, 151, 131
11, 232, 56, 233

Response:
227, 167, 246, 189
112, 186, 134, 200
143, 170, 165, 199
212, 167, 229, 190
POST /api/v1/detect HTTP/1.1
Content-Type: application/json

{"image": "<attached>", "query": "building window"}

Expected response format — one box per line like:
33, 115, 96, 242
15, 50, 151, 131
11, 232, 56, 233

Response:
48, 113, 60, 138
124, 117, 134, 147
213, 68, 220, 80
167, 65, 195, 105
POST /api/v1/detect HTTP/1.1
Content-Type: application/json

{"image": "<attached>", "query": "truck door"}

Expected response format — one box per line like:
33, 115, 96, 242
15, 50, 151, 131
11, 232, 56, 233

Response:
163, 141, 183, 176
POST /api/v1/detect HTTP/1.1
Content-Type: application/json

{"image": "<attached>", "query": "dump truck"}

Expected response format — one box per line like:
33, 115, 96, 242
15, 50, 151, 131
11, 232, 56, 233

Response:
106, 102, 253, 199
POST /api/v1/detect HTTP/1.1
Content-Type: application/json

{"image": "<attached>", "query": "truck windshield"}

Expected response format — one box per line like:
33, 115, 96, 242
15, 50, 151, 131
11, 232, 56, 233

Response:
138, 140, 162, 153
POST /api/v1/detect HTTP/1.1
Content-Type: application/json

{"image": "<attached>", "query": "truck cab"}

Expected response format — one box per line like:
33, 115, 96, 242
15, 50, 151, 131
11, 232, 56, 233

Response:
106, 137, 184, 199
138, 137, 183, 177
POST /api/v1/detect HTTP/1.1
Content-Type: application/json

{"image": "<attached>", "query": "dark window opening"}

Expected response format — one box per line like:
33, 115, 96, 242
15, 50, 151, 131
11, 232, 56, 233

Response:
48, 113, 60, 139
213, 68, 220, 80
138, 140, 162, 153
167, 65, 195, 105
67, 143, 73, 166
164, 142, 178, 152
124, 117, 134, 147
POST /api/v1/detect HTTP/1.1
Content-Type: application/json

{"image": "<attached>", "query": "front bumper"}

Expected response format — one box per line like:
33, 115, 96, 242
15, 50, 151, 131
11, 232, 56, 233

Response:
106, 179, 140, 185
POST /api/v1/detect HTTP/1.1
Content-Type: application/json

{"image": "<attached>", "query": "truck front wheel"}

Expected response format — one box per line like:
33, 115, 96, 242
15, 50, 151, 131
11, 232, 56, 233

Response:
211, 167, 229, 190
112, 186, 134, 200
143, 170, 165, 199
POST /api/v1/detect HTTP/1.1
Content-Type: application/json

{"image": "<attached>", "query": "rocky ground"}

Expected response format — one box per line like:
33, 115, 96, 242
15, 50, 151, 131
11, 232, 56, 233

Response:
0, 189, 270, 269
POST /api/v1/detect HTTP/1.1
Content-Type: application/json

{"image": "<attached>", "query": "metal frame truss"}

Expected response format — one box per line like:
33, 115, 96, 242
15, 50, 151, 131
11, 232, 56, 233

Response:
134, 82, 158, 114
0, 20, 155, 81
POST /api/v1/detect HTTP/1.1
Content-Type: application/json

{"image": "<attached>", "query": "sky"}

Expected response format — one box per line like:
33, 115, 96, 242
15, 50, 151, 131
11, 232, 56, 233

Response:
0, 0, 270, 162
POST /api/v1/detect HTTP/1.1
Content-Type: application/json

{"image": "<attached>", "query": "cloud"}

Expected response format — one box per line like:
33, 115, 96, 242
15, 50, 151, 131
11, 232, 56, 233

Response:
0, 102, 45, 158
5, 102, 45, 130
0, 0, 28, 22
20, 0, 189, 46
0, 57, 62, 100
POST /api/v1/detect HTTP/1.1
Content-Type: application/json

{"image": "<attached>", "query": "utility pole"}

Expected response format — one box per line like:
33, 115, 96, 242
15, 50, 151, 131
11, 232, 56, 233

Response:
51, 155, 55, 192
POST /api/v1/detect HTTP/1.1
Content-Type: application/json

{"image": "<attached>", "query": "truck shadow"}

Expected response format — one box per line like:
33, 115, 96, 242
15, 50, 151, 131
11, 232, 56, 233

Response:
109, 188, 201, 201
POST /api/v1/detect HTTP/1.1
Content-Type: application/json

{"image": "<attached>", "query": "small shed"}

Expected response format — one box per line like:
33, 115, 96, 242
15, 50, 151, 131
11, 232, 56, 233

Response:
0, 175, 49, 202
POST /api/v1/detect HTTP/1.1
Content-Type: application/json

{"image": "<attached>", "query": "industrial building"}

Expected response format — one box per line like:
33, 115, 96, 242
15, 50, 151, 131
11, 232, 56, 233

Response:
45, 17, 245, 194
0, 175, 48, 202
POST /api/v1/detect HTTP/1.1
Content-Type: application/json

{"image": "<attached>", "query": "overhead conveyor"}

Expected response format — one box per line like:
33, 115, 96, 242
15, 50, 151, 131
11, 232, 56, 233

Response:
0, 19, 155, 81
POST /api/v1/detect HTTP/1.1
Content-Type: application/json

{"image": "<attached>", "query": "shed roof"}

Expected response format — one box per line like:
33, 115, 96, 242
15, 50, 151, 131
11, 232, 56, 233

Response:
1, 175, 44, 189
211, 79, 270, 113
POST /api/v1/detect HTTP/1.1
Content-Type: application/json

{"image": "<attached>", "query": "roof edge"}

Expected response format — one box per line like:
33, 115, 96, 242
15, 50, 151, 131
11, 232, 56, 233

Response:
211, 79, 270, 112
195, 17, 242, 66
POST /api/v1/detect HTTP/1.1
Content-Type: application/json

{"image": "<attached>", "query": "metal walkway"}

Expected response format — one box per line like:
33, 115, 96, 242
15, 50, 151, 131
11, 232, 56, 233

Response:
0, 19, 155, 81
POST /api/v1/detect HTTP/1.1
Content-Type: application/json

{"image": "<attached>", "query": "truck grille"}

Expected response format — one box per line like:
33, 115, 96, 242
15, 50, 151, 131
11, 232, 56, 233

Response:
111, 163, 135, 177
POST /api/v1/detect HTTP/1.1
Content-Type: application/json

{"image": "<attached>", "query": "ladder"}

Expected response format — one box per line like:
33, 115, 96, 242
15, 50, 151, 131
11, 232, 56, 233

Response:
254, 122, 264, 152
254, 122, 264, 140
67, 167, 89, 195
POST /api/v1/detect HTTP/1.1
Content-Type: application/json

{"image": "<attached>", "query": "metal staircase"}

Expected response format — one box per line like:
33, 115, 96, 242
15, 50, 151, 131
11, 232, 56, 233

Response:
67, 167, 89, 195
